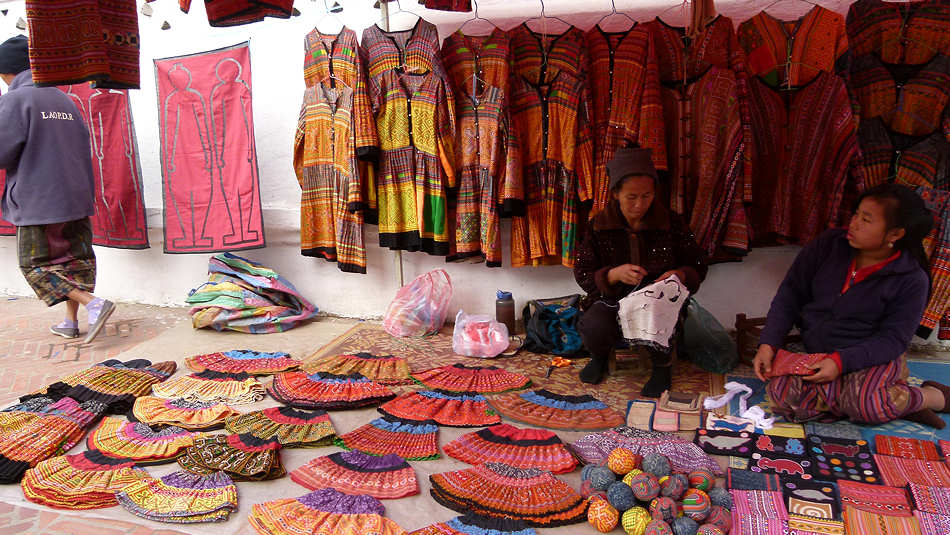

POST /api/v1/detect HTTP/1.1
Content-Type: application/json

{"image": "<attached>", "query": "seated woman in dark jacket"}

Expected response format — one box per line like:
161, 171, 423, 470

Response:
573, 147, 707, 396
754, 183, 950, 428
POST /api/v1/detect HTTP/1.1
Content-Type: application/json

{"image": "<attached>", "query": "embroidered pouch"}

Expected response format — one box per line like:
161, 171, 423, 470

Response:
767, 350, 826, 378
874, 434, 941, 461
838, 479, 911, 517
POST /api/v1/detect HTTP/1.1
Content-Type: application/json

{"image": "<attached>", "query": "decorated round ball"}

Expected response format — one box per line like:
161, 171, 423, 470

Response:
696, 525, 724, 535
687, 469, 716, 491
649, 496, 680, 524
672, 516, 700, 535
608, 447, 643, 475
621, 506, 652, 535
644, 519, 674, 535
608, 481, 638, 512
681, 489, 711, 523
707, 487, 733, 510
590, 466, 618, 491
661, 473, 688, 500
588, 496, 620, 533
623, 468, 645, 486
704, 506, 731, 533
581, 464, 598, 481
630, 472, 662, 501
643, 453, 672, 478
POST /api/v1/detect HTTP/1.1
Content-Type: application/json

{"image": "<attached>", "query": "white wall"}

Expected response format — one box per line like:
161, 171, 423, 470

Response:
2, 0, 942, 349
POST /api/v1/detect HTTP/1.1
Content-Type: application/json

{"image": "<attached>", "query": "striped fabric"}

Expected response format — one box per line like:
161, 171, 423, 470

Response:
509, 23, 588, 83
859, 118, 950, 189
441, 30, 522, 266
730, 490, 789, 519
585, 24, 667, 214
304, 27, 379, 157
25, 0, 140, 89
646, 15, 754, 206
201, 0, 293, 26
748, 72, 862, 246
874, 453, 950, 487
294, 83, 366, 273
916, 185, 950, 336
843, 505, 921, 535
767, 354, 923, 424
846, 0, 950, 65
738, 6, 849, 89
849, 54, 950, 138
361, 19, 451, 85
787, 514, 846, 535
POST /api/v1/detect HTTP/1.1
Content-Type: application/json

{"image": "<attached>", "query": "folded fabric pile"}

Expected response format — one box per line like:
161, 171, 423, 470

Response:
411, 364, 531, 393
290, 450, 419, 499
21, 450, 148, 509
178, 433, 285, 481
224, 407, 336, 447
411, 514, 537, 535
488, 389, 625, 430
86, 416, 199, 464
131, 396, 240, 430
186, 349, 301, 375
444, 424, 577, 474
335, 415, 440, 461
152, 370, 266, 405
249, 487, 407, 535
267, 371, 396, 410
116, 470, 238, 523
303, 352, 412, 385
378, 390, 501, 427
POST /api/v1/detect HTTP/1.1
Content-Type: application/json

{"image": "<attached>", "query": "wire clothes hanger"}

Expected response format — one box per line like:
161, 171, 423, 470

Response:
595, 0, 637, 30
315, 0, 344, 34
524, 0, 572, 35
377, 0, 421, 32
457, 0, 500, 36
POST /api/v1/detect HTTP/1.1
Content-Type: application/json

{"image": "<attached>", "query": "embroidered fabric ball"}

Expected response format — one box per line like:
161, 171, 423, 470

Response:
623, 468, 644, 486
704, 506, 731, 532
707, 487, 732, 510
621, 506, 651, 535
687, 469, 715, 491
608, 481, 638, 511
644, 519, 674, 535
582, 464, 598, 481
696, 525, 724, 535
681, 489, 711, 522
649, 496, 680, 524
660, 473, 688, 500
608, 448, 642, 475
590, 466, 618, 491
630, 472, 661, 501
588, 496, 620, 532
672, 516, 699, 535
643, 453, 672, 478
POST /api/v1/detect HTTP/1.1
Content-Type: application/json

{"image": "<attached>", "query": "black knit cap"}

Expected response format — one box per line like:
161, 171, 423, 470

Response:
0, 35, 29, 75
607, 147, 658, 190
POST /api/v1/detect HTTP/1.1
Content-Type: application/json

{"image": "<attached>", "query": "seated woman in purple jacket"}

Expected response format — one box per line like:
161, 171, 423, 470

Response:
574, 147, 707, 396
754, 183, 950, 428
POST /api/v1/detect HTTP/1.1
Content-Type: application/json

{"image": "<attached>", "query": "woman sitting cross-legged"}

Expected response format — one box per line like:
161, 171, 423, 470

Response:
573, 147, 707, 396
754, 183, 950, 428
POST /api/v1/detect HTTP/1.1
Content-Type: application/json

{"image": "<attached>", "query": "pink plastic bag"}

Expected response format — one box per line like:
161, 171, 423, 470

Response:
452, 310, 510, 358
383, 269, 453, 337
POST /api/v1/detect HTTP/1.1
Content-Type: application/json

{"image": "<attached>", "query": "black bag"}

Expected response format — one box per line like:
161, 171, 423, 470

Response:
522, 294, 587, 357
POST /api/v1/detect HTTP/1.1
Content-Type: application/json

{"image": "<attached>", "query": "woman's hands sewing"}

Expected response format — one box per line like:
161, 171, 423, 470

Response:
608, 264, 648, 286
753, 345, 774, 381
803, 359, 841, 383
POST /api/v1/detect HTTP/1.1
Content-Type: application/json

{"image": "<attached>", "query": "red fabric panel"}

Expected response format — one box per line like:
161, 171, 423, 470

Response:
59, 84, 149, 249
154, 42, 265, 254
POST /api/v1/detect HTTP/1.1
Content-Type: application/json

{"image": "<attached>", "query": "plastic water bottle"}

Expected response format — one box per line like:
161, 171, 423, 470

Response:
496, 290, 516, 334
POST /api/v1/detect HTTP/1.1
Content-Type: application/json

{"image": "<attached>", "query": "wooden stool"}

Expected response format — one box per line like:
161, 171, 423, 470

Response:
734, 313, 801, 366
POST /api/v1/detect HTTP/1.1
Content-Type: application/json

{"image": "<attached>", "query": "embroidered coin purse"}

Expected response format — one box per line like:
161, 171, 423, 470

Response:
767, 350, 828, 378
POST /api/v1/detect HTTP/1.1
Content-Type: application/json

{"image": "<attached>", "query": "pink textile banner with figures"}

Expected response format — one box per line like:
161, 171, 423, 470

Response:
59, 84, 149, 249
154, 42, 265, 254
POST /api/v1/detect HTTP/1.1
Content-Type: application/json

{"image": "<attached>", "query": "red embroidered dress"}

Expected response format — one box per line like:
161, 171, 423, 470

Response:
585, 24, 666, 214
859, 117, 950, 189
846, 0, 950, 66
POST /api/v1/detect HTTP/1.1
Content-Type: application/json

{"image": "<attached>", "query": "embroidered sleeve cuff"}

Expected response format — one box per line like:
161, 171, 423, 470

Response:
594, 266, 620, 298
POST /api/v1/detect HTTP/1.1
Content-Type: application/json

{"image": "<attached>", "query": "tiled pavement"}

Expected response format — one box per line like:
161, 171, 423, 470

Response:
0, 295, 190, 535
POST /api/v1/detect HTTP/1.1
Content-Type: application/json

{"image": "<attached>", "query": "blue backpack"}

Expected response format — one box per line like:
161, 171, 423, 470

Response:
522, 294, 587, 357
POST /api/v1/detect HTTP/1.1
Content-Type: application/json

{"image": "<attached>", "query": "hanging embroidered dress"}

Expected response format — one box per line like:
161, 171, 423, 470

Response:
737, 6, 849, 89
507, 24, 594, 268
747, 72, 862, 245
848, 53, 950, 139
916, 186, 950, 338
859, 117, 950, 189
645, 15, 751, 256
441, 29, 522, 266
846, 0, 950, 66
361, 20, 457, 255
584, 24, 666, 214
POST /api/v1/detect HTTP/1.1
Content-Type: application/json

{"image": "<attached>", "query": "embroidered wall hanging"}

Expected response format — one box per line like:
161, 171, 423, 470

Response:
59, 84, 148, 249
807, 436, 879, 483
706, 413, 756, 433
874, 454, 950, 487
154, 42, 265, 254
874, 434, 941, 461
782, 478, 840, 519
838, 479, 911, 517
754, 434, 808, 457
695, 429, 755, 457
750, 452, 813, 479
